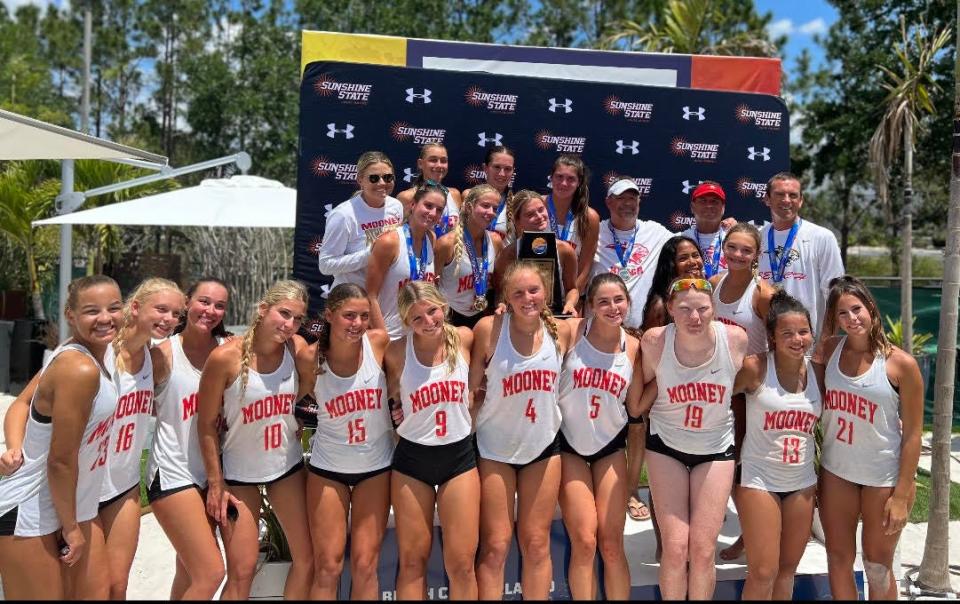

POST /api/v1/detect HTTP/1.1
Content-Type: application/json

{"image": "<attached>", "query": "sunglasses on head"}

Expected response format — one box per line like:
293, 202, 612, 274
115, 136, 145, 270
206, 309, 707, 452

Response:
669, 278, 713, 294
367, 173, 394, 184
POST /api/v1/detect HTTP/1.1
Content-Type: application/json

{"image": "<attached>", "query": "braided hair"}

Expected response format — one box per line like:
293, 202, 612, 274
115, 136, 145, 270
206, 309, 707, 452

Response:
451, 184, 498, 278
239, 280, 309, 394
397, 281, 461, 374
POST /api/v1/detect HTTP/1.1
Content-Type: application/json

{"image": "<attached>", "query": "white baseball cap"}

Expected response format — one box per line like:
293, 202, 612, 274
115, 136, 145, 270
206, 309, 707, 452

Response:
607, 178, 640, 197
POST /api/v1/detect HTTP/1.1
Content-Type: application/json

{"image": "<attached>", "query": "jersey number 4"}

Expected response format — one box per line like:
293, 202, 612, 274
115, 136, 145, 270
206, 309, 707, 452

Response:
525, 398, 537, 423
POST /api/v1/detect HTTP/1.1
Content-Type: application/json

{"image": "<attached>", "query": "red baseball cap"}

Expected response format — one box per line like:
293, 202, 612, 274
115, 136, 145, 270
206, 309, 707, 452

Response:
691, 182, 726, 202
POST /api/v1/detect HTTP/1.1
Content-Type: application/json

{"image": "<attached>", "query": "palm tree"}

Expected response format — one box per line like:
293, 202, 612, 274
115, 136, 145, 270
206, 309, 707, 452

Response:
600, 0, 777, 57
868, 16, 951, 353
917, 3, 960, 594
0, 161, 59, 320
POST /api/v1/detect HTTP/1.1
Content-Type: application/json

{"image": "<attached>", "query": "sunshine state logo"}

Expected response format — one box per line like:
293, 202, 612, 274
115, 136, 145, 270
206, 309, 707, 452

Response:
312, 74, 372, 105
670, 137, 719, 162
464, 86, 518, 113
735, 104, 783, 130
736, 177, 768, 199
311, 156, 357, 182
390, 122, 446, 145
604, 95, 653, 122
536, 130, 586, 153
668, 211, 695, 230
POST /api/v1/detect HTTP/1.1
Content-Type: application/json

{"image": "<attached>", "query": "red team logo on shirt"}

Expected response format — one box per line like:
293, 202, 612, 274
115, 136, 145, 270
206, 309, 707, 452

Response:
603, 243, 650, 278
824, 389, 879, 446
408, 380, 467, 438
666, 381, 728, 429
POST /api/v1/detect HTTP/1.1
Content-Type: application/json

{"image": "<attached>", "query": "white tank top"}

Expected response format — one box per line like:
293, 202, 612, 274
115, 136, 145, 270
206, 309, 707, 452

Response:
439, 230, 496, 317
558, 324, 631, 456
477, 315, 563, 464
398, 335, 471, 445
713, 273, 768, 355
147, 335, 216, 489
650, 322, 736, 455
309, 334, 393, 474
101, 345, 154, 501
380, 228, 438, 339
221, 345, 301, 483
741, 353, 822, 492
822, 337, 902, 487
0, 343, 118, 536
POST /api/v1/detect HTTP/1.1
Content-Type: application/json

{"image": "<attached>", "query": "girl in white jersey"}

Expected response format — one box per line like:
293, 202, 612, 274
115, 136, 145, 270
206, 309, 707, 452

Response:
435, 184, 505, 328
317, 151, 405, 290
146, 278, 230, 599
708, 222, 775, 561
558, 274, 644, 599
491, 190, 580, 315
385, 282, 479, 599
295, 284, 392, 599
198, 280, 316, 599
367, 183, 444, 339
733, 291, 821, 598
463, 145, 515, 236
546, 154, 600, 293
814, 276, 923, 600
0, 276, 122, 599
397, 143, 462, 237
639, 278, 747, 599
471, 260, 572, 600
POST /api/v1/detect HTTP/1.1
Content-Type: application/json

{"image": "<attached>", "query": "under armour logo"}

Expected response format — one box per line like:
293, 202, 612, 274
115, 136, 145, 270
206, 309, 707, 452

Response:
747, 146, 771, 161
616, 139, 640, 155
682, 106, 706, 121
319, 284, 332, 298
326, 123, 354, 139
402, 167, 416, 183
681, 179, 702, 194
405, 88, 431, 104
478, 132, 503, 147
323, 203, 334, 218
548, 97, 573, 113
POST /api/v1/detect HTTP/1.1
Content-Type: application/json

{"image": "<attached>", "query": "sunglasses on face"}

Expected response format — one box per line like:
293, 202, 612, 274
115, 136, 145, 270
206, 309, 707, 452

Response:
669, 278, 713, 294
367, 173, 394, 184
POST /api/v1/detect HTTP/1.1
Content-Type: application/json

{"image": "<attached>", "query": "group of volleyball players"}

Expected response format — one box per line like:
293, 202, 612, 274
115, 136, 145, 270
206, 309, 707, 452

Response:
0, 141, 923, 602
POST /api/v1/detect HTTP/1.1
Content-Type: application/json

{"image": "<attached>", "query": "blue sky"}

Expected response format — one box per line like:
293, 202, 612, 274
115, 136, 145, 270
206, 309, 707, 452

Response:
755, 0, 838, 74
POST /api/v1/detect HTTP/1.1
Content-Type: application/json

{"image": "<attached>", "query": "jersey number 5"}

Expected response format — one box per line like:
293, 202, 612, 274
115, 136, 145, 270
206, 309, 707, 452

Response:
588, 395, 601, 420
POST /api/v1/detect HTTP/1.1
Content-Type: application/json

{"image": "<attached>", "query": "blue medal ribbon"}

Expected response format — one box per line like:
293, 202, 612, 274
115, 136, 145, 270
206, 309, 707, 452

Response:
465, 231, 489, 298
767, 219, 802, 284
488, 192, 507, 231
608, 221, 637, 270
424, 179, 451, 237
403, 223, 429, 281
546, 194, 574, 241
695, 227, 725, 278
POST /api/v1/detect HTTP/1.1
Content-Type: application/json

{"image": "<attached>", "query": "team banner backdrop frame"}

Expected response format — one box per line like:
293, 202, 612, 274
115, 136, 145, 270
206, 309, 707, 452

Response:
295, 60, 789, 323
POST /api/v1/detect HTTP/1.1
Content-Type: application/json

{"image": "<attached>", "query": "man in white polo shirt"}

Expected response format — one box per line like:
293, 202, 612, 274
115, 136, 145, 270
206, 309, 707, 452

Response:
592, 177, 674, 328
681, 181, 728, 278
758, 172, 844, 333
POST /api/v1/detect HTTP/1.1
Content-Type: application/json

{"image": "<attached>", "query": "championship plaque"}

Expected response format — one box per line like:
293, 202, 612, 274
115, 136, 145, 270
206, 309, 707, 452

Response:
517, 231, 568, 317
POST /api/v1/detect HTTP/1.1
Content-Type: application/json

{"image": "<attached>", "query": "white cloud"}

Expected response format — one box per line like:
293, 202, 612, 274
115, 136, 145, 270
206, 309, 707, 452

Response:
2, 0, 54, 12
768, 18, 794, 38
798, 17, 827, 36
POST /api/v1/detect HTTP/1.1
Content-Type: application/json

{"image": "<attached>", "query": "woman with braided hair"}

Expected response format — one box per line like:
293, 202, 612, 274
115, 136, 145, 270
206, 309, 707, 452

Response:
198, 280, 317, 599
435, 183, 505, 328
397, 143, 462, 237
296, 283, 392, 599
471, 260, 572, 599
385, 281, 478, 599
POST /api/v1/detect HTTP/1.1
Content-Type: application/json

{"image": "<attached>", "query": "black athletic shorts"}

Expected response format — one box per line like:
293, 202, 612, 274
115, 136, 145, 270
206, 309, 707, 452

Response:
308, 464, 391, 488
0, 507, 18, 536
644, 428, 735, 470
478, 432, 561, 472
225, 461, 305, 487
98, 484, 138, 512
146, 472, 203, 504
393, 434, 477, 488
559, 425, 628, 465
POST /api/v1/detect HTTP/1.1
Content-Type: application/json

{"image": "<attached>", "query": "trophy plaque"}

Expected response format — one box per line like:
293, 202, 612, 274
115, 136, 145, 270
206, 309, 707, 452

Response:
517, 230, 569, 317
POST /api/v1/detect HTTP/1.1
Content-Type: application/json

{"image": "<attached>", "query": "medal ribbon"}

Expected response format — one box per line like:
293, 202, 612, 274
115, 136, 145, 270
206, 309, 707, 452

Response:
695, 227, 725, 278
465, 231, 489, 298
767, 219, 801, 284
403, 223, 429, 281
489, 192, 507, 231
609, 221, 637, 270
546, 194, 574, 241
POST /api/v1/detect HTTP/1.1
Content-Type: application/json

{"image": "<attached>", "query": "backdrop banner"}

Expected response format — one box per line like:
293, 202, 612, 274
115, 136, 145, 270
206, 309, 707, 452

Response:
295, 60, 789, 323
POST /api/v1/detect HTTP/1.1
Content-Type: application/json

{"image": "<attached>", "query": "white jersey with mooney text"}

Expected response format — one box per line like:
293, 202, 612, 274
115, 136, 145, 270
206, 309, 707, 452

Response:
558, 326, 631, 456
147, 335, 218, 490
477, 315, 563, 464
101, 345, 154, 502
221, 345, 301, 483
758, 220, 843, 334
822, 337, 902, 487
439, 230, 496, 318
380, 230, 437, 340
741, 353, 822, 492
713, 273, 768, 356
398, 336, 471, 445
317, 194, 404, 289
0, 343, 118, 536
310, 334, 393, 474
591, 219, 674, 329
681, 226, 727, 274
650, 322, 736, 455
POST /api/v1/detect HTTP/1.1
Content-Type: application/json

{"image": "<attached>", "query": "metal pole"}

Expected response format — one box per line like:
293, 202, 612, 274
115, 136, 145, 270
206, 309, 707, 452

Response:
58, 160, 75, 342
82, 5, 91, 134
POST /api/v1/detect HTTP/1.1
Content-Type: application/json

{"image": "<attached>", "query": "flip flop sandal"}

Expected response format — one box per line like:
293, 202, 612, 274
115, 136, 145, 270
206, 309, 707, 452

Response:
628, 497, 650, 521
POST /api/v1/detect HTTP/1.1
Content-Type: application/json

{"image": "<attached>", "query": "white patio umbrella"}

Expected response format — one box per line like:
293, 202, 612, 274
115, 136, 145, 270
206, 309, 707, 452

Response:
34, 175, 295, 228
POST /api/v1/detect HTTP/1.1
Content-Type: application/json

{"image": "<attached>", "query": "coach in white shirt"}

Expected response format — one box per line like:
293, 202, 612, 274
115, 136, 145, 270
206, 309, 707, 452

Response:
758, 172, 844, 334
